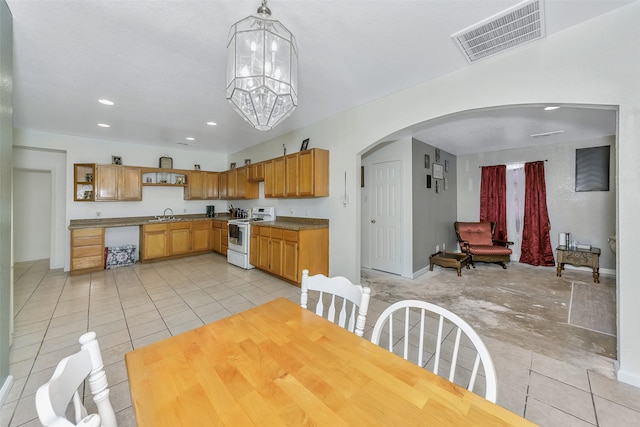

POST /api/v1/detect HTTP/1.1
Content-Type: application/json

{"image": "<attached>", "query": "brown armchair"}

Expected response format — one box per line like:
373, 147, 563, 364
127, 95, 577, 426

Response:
454, 222, 513, 269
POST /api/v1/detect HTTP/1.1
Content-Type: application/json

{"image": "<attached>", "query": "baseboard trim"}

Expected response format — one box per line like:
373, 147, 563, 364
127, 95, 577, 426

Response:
411, 266, 430, 279
0, 375, 13, 406
617, 369, 640, 388
563, 264, 616, 277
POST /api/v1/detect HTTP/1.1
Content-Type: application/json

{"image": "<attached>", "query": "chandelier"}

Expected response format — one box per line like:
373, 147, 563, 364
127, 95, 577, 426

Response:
226, 0, 298, 131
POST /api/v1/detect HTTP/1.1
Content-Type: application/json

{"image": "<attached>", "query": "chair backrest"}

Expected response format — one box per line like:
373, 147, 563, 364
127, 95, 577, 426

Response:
36, 332, 117, 427
301, 269, 371, 337
370, 300, 497, 403
454, 221, 496, 246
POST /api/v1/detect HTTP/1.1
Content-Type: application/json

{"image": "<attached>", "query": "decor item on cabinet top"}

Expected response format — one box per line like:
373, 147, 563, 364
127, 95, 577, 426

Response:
112, 156, 122, 165
300, 138, 309, 151
244, 159, 251, 165
230, 162, 236, 169
226, 0, 298, 131
159, 156, 173, 169
194, 164, 201, 170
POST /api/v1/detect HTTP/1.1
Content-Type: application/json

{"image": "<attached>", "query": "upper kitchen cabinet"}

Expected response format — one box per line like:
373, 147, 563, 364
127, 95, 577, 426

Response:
74, 163, 96, 201
95, 164, 142, 201
247, 162, 265, 182
204, 172, 219, 199
265, 148, 329, 198
223, 166, 258, 200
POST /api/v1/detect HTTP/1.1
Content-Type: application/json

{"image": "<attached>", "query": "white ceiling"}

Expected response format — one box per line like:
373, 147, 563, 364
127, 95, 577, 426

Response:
7, 0, 629, 155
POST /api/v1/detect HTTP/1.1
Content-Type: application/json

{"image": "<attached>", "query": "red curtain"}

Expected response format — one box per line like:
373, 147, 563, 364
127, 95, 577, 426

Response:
520, 161, 555, 266
480, 165, 507, 241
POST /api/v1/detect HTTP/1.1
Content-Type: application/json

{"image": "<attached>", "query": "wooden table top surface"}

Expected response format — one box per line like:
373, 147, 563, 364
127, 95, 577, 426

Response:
125, 298, 537, 426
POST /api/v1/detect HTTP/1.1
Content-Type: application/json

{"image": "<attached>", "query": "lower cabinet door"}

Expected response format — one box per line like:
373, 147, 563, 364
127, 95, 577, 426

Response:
143, 229, 168, 260
282, 240, 299, 282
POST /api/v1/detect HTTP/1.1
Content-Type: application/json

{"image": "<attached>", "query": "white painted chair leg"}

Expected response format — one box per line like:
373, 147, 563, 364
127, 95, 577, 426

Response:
79, 332, 117, 427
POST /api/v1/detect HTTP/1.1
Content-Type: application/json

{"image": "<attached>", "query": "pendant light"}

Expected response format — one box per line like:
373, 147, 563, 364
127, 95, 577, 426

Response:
226, 0, 298, 131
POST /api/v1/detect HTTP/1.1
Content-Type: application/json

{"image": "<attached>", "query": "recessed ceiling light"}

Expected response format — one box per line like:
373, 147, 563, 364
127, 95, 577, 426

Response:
97, 123, 110, 128
186, 137, 195, 141
98, 99, 114, 106
544, 106, 560, 111
206, 121, 217, 126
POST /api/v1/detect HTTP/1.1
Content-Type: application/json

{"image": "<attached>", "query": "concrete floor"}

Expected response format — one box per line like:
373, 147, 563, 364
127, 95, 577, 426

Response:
2, 255, 639, 427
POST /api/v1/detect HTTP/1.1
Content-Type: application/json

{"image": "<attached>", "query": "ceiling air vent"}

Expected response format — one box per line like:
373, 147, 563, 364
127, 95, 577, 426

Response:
452, 0, 546, 63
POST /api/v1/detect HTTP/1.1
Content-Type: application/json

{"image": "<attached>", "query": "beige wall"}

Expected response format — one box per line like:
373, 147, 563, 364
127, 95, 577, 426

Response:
457, 135, 616, 270
230, 4, 640, 386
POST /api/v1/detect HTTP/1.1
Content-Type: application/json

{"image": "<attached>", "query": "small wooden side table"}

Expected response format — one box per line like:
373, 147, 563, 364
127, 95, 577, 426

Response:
556, 245, 601, 283
429, 251, 471, 277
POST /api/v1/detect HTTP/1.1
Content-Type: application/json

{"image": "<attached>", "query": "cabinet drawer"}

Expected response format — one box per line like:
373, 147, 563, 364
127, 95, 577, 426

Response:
72, 245, 103, 258
72, 235, 103, 247
212, 220, 222, 229
71, 228, 103, 247
144, 223, 168, 232
270, 228, 283, 239
192, 220, 211, 228
260, 227, 271, 237
170, 222, 192, 230
72, 228, 103, 238
283, 230, 298, 242
71, 255, 104, 271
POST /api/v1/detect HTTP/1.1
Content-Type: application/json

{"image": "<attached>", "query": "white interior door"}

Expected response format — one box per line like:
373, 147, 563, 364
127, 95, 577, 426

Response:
369, 159, 402, 274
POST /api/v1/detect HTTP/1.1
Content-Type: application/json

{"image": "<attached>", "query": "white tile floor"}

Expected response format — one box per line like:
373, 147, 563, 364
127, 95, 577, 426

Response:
2, 254, 640, 426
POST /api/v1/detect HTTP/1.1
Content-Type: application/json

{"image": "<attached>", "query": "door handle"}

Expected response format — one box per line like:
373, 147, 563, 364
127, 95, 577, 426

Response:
371, 219, 376, 223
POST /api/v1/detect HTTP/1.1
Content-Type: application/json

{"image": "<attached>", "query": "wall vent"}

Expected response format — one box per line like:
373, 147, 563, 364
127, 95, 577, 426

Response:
452, 0, 546, 63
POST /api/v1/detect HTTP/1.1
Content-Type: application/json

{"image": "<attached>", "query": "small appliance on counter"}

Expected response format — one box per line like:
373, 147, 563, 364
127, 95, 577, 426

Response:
227, 207, 275, 269
206, 205, 215, 218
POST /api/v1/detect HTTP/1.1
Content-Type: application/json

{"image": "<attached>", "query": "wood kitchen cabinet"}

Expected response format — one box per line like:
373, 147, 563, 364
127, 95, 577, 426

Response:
95, 164, 142, 201
247, 162, 265, 182
185, 171, 219, 200
204, 172, 219, 199
265, 157, 286, 198
281, 230, 299, 282
169, 222, 191, 255
223, 166, 258, 200
191, 220, 212, 252
298, 149, 329, 196
184, 171, 204, 200
264, 149, 329, 198
74, 163, 96, 201
253, 226, 282, 275
218, 171, 229, 200
212, 220, 228, 255
250, 225, 328, 285
141, 223, 169, 261
70, 227, 105, 275
141, 220, 214, 262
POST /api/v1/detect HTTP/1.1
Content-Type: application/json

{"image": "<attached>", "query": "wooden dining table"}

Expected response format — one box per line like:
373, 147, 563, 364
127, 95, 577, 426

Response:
125, 297, 537, 426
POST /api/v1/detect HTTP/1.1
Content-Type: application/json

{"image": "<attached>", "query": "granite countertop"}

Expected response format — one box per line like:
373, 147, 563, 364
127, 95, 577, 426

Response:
255, 216, 329, 230
68, 214, 232, 229
68, 214, 328, 230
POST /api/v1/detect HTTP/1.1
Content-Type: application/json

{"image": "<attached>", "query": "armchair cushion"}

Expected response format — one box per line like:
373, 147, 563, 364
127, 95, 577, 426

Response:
455, 222, 494, 246
467, 245, 512, 256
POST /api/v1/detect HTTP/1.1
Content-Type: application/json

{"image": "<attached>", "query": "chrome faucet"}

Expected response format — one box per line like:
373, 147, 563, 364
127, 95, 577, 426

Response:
163, 208, 174, 220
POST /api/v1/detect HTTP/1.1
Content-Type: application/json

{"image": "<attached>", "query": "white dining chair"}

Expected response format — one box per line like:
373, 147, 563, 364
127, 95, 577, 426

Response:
301, 269, 371, 337
35, 331, 117, 427
370, 300, 497, 403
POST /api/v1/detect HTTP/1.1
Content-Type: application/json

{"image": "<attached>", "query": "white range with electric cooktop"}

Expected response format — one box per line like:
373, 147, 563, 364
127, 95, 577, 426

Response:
227, 207, 275, 269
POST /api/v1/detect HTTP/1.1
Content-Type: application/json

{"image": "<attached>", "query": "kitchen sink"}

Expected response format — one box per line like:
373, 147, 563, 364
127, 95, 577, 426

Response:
147, 217, 185, 223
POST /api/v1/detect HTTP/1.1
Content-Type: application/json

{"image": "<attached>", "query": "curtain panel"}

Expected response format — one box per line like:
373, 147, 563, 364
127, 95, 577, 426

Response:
480, 165, 508, 241
520, 161, 555, 266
